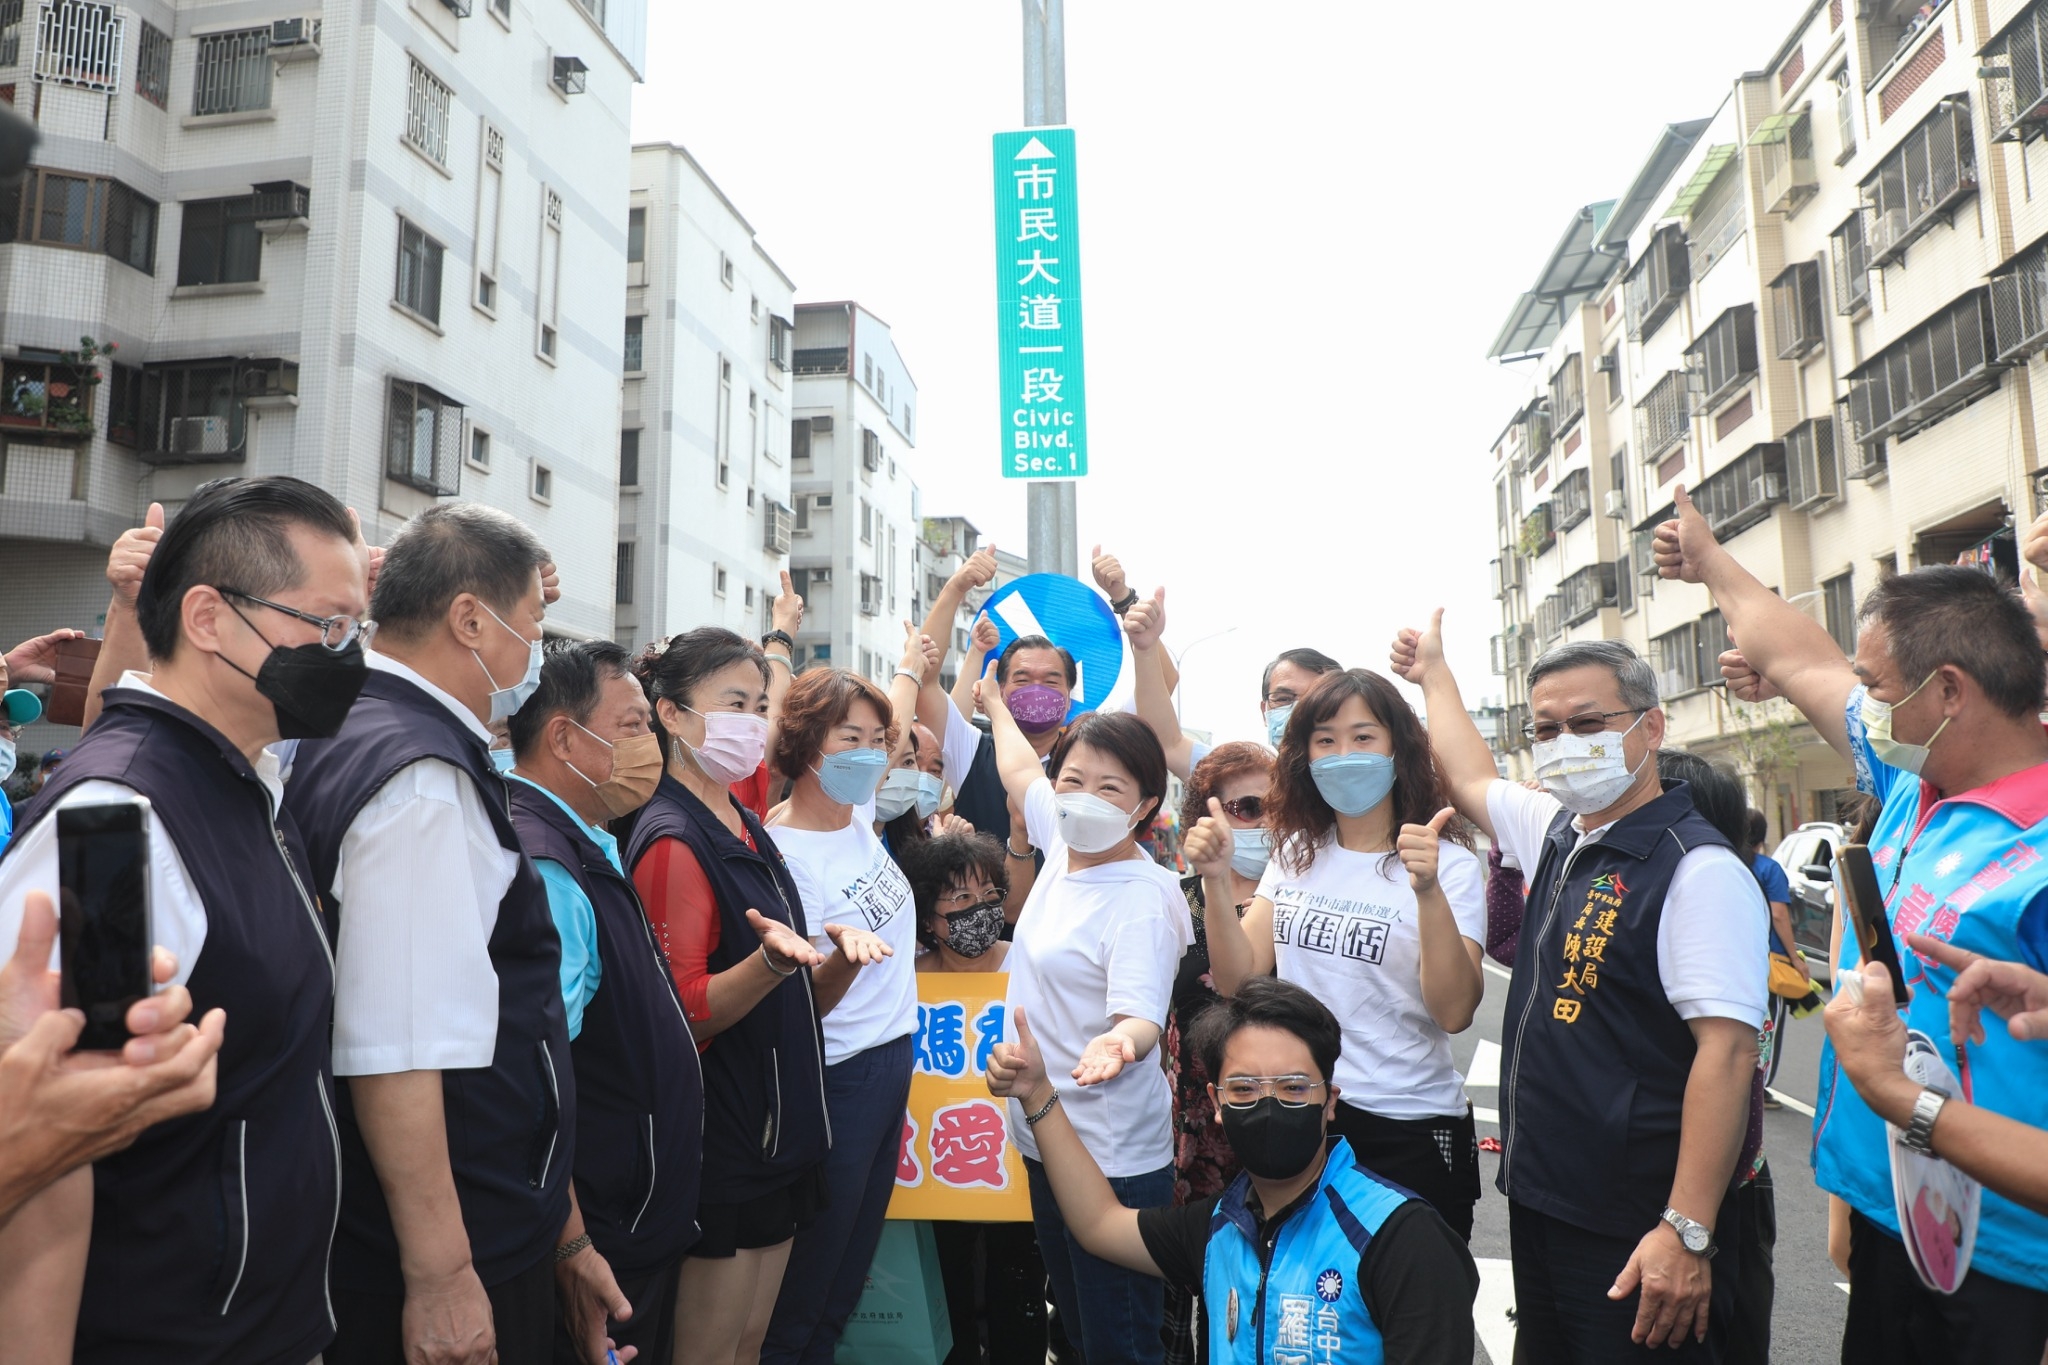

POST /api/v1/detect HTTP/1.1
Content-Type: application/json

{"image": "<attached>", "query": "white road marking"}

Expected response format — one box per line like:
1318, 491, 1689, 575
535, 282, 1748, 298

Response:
1483, 959, 1513, 982
1467, 1039, 1501, 1089
1837, 1282, 1851, 1295
1473, 1257, 1518, 1364
1767, 1087, 1816, 1117
1475, 1106, 1500, 1125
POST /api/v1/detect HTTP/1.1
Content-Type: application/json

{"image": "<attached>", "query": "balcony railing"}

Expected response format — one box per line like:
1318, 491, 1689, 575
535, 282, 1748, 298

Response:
1991, 236, 2048, 363
1838, 396, 1889, 481
1771, 260, 1826, 359
1691, 443, 1787, 540
1518, 502, 1555, 558
32, 0, 122, 92
1844, 288, 2001, 449
1685, 304, 1759, 415
1983, 2, 2048, 143
1624, 224, 1690, 341
1785, 417, 1840, 509
1861, 96, 1976, 269
1549, 355, 1585, 435
1754, 107, 1818, 214
0, 355, 93, 439
1831, 211, 1871, 314
192, 27, 270, 115
1553, 466, 1592, 531
1559, 562, 1619, 628
1636, 370, 1690, 461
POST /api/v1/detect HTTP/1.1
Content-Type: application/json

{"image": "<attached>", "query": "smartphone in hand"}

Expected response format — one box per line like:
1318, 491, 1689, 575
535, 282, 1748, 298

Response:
56, 797, 152, 1049
1838, 843, 1912, 1007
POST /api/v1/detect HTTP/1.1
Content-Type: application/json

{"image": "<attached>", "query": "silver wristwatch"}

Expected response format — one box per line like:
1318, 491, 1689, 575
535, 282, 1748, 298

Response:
1661, 1207, 1716, 1258
1902, 1087, 1948, 1154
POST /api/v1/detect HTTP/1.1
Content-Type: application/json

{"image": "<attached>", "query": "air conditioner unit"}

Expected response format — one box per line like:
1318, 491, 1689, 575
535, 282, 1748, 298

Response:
1870, 208, 1908, 259
238, 358, 299, 400
811, 416, 834, 433
1749, 474, 1783, 503
1603, 489, 1629, 519
169, 416, 229, 456
270, 17, 321, 57
1595, 353, 1618, 374
811, 568, 832, 585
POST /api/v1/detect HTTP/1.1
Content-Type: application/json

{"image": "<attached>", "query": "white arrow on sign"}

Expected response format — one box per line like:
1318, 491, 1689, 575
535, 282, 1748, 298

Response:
1013, 136, 1056, 161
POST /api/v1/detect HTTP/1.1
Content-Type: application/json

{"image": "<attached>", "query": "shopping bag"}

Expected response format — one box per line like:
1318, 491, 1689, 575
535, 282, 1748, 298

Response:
835, 1220, 954, 1365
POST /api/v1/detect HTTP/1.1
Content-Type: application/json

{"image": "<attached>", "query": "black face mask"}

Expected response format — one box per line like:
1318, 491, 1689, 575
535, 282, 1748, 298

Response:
220, 605, 369, 740
1218, 1098, 1327, 1181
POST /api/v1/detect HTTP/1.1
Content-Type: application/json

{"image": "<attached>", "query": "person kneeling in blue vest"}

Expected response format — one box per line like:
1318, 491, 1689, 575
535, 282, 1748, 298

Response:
986, 976, 1477, 1365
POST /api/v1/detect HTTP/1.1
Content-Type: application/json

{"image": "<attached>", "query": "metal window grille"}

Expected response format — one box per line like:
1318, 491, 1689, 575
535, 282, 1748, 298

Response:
384, 378, 463, 495
1984, 4, 2048, 143
132, 19, 167, 106
1548, 355, 1585, 433
1552, 467, 1592, 531
1624, 224, 1690, 340
0, 0, 21, 65
1688, 162, 1748, 278
1635, 370, 1690, 460
623, 315, 643, 372
1685, 305, 1760, 413
1689, 443, 1787, 540
137, 362, 243, 464
1785, 417, 1840, 510
1823, 573, 1857, 654
32, 0, 120, 91
1991, 237, 2048, 362
1844, 288, 1999, 447
615, 543, 633, 605
1652, 623, 1701, 698
1771, 261, 1826, 359
1559, 562, 1618, 628
1861, 97, 1976, 269
406, 59, 452, 165
1830, 212, 1870, 313
191, 27, 269, 115
1756, 109, 1818, 214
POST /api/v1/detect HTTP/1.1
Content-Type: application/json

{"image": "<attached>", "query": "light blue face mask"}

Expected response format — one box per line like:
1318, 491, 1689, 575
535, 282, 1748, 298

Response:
1309, 751, 1395, 817
475, 602, 543, 723
1264, 704, 1294, 748
876, 768, 946, 822
1230, 827, 1272, 879
489, 746, 516, 774
816, 746, 890, 805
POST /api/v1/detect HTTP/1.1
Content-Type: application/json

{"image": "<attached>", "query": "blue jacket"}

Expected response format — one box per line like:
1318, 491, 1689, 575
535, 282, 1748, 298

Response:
1203, 1138, 1411, 1365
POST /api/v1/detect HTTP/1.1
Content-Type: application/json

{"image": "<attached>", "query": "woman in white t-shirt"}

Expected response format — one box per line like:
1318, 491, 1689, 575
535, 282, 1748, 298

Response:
977, 671, 1191, 1365
1190, 667, 1488, 1239
759, 644, 931, 1364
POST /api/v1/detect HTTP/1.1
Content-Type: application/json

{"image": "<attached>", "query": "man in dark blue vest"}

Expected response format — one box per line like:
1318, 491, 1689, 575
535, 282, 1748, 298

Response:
287, 501, 574, 1365
504, 641, 702, 1365
985, 976, 1478, 1364
0, 475, 372, 1362
1392, 620, 1766, 1362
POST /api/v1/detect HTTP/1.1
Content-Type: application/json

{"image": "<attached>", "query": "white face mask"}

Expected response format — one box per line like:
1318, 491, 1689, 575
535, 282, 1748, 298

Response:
1054, 790, 1141, 854
1860, 673, 1948, 777
1532, 712, 1649, 816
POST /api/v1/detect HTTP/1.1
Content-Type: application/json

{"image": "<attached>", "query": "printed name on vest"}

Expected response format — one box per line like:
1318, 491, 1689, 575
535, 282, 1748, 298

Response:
1553, 871, 1630, 1025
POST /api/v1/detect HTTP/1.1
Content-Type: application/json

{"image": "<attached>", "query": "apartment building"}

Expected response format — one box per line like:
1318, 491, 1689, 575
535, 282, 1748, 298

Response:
613, 142, 795, 653
1485, 0, 2048, 835
912, 515, 1032, 690
787, 300, 921, 684
0, 0, 644, 756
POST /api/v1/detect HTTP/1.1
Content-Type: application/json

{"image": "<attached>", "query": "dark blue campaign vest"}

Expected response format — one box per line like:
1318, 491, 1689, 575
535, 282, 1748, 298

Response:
284, 668, 573, 1291
623, 772, 829, 1201
1497, 781, 1731, 1238
509, 779, 704, 1273
12, 688, 338, 1365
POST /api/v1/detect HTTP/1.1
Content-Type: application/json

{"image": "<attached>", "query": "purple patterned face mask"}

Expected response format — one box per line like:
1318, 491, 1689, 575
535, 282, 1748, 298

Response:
1006, 683, 1070, 733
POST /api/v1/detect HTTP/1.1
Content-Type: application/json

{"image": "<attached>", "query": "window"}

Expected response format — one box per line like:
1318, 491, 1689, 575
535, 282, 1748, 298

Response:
1987, 8, 2048, 142
792, 418, 812, 466
619, 429, 639, 486
394, 219, 445, 324
1823, 572, 1857, 654
1992, 235, 2048, 363
1843, 290, 1997, 449
1690, 443, 1787, 540
1603, 346, 1623, 406
769, 314, 792, 371
615, 543, 634, 605
1684, 305, 1759, 413
530, 461, 552, 503
475, 122, 505, 314
1553, 467, 1592, 530
623, 315, 643, 372
1833, 65, 1856, 160
750, 294, 760, 322
1771, 261, 1826, 359
1651, 622, 1702, 697
0, 170, 156, 273
1861, 96, 1976, 269
105, 362, 142, 446
860, 498, 873, 544
490, 0, 509, 17
1559, 562, 1617, 627
468, 427, 491, 471
550, 55, 588, 96
177, 196, 261, 286
0, 352, 94, 438
33, 0, 121, 91
1687, 158, 1747, 278
719, 252, 734, 288
1697, 610, 1733, 684
745, 585, 756, 610
1609, 448, 1628, 517
384, 379, 464, 496
1635, 370, 1689, 461
1786, 417, 1839, 510
134, 21, 170, 107
405, 59, 453, 167
1830, 211, 1870, 315
137, 361, 242, 460
1616, 555, 1636, 614
1752, 107, 1816, 215
192, 27, 271, 115
626, 206, 645, 264
1625, 224, 1690, 341
1549, 355, 1585, 433
713, 564, 728, 597
536, 188, 562, 362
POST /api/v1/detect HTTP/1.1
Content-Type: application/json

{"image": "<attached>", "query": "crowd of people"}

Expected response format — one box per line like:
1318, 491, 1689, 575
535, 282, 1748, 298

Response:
5, 474, 2048, 1365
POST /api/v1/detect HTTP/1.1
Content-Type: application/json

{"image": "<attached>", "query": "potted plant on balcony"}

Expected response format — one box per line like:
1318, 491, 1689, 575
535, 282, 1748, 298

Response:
48, 336, 116, 439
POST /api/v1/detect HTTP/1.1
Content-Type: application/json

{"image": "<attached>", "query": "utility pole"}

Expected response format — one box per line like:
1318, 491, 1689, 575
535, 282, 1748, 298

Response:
1021, 0, 1078, 578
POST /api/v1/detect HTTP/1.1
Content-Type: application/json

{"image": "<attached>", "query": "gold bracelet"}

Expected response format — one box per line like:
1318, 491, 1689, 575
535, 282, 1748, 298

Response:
553, 1233, 592, 1263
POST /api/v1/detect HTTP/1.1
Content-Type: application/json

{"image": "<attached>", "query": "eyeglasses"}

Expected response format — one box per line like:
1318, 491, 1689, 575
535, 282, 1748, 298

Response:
1219, 795, 1265, 821
1523, 708, 1645, 744
942, 897, 1007, 925
939, 888, 1006, 911
1216, 1075, 1326, 1108
220, 589, 375, 653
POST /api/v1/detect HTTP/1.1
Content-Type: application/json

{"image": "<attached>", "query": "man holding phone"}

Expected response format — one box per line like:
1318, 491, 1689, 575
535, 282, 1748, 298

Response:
1656, 488, 2048, 1362
0, 476, 371, 1363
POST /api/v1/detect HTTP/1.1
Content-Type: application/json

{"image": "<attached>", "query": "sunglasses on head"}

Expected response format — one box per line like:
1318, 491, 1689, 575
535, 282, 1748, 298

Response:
1219, 795, 1264, 821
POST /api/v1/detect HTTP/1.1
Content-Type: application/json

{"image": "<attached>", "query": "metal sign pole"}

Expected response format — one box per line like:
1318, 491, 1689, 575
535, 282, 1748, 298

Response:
1020, 0, 1077, 578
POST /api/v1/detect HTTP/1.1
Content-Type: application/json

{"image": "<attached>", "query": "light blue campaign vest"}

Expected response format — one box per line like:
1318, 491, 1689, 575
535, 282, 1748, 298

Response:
1814, 757, 2048, 1291
1202, 1138, 1410, 1365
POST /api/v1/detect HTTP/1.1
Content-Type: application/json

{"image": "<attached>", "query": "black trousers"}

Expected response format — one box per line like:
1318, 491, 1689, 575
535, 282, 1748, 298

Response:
1508, 1198, 1741, 1365
327, 1255, 554, 1365
1724, 1165, 1775, 1365
1327, 1101, 1481, 1241
934, 1220, 1048, 1365
552, 1255, 681, 1364
1841, 1209, 2048, 1365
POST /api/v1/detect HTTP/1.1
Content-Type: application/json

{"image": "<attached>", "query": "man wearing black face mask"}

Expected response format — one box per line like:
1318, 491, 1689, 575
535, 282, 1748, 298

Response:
987, 976, 1477, 1365
0, 476, 368, 1362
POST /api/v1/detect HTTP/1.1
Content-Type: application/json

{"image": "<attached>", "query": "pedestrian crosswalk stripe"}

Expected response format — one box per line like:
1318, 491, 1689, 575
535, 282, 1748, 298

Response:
1473, 1257, 1517, 1364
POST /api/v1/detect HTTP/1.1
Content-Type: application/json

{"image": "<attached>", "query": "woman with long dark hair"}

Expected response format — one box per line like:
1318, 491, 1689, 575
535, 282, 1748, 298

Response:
1189, 668, 1488, 1238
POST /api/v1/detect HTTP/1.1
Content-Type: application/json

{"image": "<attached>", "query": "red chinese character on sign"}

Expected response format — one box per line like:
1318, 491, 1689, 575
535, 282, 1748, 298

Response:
896, 1114, 921, 1186
1894, 885, 1935, 938
1926, 907, 1960, 942
2002, 841, 2042, 875
928, 1100, 1010, 1190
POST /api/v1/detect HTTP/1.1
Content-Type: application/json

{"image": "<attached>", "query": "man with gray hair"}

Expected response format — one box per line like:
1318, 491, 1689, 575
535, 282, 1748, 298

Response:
1390, 616, 1765, 1363
286, 502, 578, 1365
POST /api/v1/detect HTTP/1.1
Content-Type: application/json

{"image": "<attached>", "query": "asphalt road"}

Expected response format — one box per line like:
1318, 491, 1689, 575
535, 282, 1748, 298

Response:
1453, 959, 1847, 1364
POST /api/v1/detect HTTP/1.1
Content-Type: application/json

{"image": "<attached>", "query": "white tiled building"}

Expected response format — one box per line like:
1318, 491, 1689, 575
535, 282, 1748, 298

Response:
787, 300, 921, 684
0, 0, 644, 750
613, 141, 795, 654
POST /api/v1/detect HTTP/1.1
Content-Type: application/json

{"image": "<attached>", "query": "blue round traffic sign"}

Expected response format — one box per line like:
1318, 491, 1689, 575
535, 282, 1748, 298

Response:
978, 574, 1127, 722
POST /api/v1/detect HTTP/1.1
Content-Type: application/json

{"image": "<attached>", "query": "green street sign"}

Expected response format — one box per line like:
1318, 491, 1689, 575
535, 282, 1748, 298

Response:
994, 127, 1087, 480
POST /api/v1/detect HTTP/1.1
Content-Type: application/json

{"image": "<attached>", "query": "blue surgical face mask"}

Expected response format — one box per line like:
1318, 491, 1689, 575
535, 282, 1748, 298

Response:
0, 736, 15, 785
475, 601, 543, 722
489, 746, 516, 774
876, 768, 945, 822
1230, 827, 1272, 879
1309, 751, 1395, 817
815, 746, 889, 805
1264, 703, 1294, 748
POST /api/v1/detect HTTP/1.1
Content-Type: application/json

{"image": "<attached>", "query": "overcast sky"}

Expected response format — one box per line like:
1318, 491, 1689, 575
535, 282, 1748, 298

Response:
631, 0, 1799, 743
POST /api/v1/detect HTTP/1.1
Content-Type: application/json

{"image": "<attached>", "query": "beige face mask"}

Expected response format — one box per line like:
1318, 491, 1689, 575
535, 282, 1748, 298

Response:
569, 722, 665, 819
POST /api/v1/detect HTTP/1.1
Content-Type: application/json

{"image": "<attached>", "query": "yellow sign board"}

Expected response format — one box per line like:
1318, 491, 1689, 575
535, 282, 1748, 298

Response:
885, 973, 1032, 1222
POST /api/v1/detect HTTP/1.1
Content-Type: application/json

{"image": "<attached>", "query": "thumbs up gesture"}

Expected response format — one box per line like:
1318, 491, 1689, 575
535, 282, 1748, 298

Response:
1397, 808, 1457, 894
1650, 484, 1720, 584
986, 1007, 1049, 1102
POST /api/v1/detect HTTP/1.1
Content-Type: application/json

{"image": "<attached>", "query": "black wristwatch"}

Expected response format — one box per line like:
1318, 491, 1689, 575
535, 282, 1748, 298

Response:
1110, 590, 1138, 615
760, 629, 794, 652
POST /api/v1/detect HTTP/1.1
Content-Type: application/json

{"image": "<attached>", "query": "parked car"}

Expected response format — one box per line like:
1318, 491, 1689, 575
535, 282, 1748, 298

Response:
1770, 821, 1848, 976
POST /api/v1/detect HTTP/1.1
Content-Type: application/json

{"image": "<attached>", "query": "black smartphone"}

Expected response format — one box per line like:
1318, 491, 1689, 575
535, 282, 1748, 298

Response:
1838, 843, 1912, 1007
56, 798, 152, 1050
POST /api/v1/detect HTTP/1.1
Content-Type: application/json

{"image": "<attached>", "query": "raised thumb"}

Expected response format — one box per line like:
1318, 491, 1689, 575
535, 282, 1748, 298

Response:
145, 501, 165, 530
1428, 807, 1455, 833
1673, 482, 1695, 512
